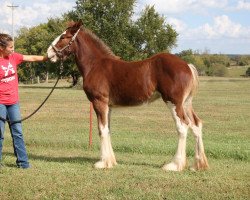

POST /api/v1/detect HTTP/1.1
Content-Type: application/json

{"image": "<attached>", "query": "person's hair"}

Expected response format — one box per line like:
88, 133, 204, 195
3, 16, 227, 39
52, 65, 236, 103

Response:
0, 33, 13, 48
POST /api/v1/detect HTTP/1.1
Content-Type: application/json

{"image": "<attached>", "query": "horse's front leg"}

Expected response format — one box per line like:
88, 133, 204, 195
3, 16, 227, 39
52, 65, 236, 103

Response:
93, 102, 117, 169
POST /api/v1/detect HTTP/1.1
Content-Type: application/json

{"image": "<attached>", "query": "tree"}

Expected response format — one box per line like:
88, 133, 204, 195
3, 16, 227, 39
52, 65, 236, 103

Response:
201, 54, 230, 76
15, 24, 51, 83
238, 56, 250, 66
134, 6, 178, 59
68, 1, 178, 61
210, 64, 228, 77
15, 1, 179, 84
177, 49, 195, 63
177, 49, 206, 75
68, 0, 136, 60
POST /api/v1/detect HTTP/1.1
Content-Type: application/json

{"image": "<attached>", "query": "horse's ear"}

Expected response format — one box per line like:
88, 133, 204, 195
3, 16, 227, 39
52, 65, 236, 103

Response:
67, 21, 83, 35
74, 21, 83, 29
67, 21, 83, 29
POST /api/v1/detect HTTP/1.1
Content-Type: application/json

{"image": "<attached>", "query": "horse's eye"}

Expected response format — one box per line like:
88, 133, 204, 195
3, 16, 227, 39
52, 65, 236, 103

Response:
61, 35, 65, 39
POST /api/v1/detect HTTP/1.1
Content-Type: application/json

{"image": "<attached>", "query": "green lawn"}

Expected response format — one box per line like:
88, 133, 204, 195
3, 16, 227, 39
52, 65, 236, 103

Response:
0, 77, 249, 199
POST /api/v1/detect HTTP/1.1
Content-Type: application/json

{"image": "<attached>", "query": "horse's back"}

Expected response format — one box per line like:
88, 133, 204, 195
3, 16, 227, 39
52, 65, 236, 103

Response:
108, 53, 193, 105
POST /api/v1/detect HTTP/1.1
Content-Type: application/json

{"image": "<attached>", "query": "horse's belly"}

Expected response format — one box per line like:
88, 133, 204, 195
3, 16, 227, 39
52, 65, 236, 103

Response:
109, 91, 161, 107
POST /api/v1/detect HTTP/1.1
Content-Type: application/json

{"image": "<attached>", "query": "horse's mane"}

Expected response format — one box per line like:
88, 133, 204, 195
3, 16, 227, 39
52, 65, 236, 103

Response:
82, 28, 120, 59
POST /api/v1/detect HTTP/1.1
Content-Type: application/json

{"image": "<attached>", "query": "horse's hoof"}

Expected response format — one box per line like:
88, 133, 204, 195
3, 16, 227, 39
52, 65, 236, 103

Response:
94, 160, 116, 169
162, 162, 183, 172
191, 157, 209, 171
190, 167, 197, 172
94, 161, 106, 169
162, 163, 179, 171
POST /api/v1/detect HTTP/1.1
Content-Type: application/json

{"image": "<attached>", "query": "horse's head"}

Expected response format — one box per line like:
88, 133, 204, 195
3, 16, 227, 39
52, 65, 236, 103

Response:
47, 21, 82, 62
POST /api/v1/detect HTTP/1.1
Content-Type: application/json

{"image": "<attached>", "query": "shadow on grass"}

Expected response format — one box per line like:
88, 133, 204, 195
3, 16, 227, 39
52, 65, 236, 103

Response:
3, 151, 162, 168
118, 160, 161, 168
19, 85, 71, 90
3, 152, 98, 165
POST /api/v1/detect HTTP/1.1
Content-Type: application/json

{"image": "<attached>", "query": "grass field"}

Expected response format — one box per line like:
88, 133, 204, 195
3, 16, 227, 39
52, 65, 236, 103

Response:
0, 77, 249, 200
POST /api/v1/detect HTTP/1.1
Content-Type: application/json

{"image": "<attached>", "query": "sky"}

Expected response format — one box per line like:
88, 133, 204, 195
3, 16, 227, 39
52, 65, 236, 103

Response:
0, 0, 249, 54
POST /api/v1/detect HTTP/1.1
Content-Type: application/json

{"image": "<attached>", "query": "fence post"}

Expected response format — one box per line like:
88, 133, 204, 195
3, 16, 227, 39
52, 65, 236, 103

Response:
89, 103, 93, 148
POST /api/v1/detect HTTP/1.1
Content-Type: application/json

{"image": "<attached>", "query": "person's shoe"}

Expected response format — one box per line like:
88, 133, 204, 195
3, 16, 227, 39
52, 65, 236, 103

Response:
17, 163, 31, 169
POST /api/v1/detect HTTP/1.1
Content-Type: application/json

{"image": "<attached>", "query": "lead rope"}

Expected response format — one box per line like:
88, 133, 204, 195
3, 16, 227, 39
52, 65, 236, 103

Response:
0, 60, 64, 126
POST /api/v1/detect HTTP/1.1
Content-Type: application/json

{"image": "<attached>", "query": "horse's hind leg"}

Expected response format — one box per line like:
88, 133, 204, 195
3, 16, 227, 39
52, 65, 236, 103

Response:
93, 102, 117, 169
162, 101, 189, 171
185, 100, 209, 170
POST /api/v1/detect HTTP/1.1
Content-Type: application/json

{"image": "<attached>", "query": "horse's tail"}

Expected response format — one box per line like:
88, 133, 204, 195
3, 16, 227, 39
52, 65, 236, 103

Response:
188, 63, 199, 96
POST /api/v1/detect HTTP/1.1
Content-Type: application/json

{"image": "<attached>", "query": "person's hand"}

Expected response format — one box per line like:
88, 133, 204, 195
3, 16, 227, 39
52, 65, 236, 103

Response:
43, 54, 48, 61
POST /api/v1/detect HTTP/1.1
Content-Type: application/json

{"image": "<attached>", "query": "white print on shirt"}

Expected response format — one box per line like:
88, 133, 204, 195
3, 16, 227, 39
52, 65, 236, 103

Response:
2, 62, 15, 76
1, 62, 16, 83
1, 76, 15, 83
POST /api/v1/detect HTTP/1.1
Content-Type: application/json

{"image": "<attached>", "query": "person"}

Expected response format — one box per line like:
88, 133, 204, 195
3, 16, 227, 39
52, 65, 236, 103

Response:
0, 33, 47, 169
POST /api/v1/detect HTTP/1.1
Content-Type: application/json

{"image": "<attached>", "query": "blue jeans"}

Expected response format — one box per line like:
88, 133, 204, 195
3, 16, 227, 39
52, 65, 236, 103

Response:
0, 103, 30, 168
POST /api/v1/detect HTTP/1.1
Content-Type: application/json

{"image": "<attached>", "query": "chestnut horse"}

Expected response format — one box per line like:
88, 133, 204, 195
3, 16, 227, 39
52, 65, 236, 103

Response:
47, 21, 209, 171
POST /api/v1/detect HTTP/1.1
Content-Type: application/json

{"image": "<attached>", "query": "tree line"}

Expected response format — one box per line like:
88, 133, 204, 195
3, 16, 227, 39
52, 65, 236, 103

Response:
177, 49, 250, 77
15, 0, 250, 84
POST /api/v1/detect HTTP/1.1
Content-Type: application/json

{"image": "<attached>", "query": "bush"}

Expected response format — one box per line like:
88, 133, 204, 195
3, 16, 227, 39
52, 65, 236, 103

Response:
239, 56, 250, 66
208, 64, 228, 77
246, 67, 250, 77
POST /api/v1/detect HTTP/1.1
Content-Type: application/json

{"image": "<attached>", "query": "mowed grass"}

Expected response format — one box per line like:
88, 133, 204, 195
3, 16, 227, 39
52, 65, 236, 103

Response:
0, 77, 249, 200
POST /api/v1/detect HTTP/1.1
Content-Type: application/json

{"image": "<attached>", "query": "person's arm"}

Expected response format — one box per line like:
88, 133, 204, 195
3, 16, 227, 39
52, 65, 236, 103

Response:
23, 55, 48, 62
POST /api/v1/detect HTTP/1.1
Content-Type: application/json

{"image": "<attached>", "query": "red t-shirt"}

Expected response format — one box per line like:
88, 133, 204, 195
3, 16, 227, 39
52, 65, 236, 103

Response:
0, 53, 23, 105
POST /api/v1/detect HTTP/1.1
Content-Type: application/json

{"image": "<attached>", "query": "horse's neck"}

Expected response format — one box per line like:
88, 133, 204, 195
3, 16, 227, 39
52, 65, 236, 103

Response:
74, 35, 96, 78
74, 32, 118, 78
75, 51, 91, 79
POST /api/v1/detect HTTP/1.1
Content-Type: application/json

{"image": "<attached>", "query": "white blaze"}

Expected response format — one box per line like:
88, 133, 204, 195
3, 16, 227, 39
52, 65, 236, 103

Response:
47, 31, 66, 63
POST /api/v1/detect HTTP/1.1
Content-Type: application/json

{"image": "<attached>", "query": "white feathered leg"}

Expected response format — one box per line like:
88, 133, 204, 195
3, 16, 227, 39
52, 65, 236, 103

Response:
190, 123, 209, 171
162, 102, 188, 171
94, 106, 117, 169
